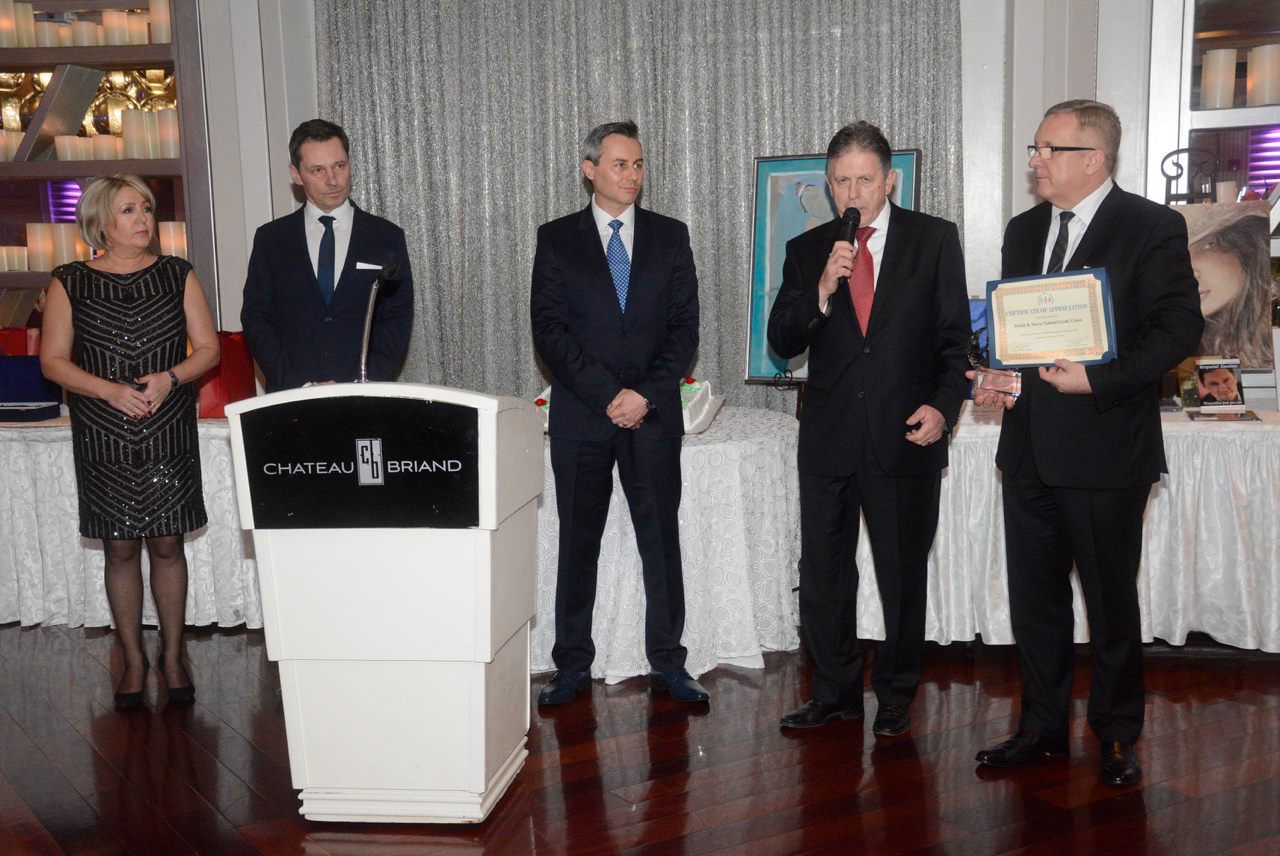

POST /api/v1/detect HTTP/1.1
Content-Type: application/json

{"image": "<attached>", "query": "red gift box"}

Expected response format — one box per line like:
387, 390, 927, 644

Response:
0, 328, 32, 356
198, 331, 256, 418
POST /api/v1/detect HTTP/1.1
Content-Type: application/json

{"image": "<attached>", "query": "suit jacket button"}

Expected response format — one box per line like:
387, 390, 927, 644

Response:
324, 316, 332, 322
858, 390, 865, 398
862, 346, 871, 354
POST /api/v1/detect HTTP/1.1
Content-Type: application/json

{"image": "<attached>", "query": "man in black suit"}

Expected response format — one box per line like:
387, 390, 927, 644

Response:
530, 121, 706, 705
768, 122, 971, 735
970, 100, 1203, 786
242, 119, 413, 391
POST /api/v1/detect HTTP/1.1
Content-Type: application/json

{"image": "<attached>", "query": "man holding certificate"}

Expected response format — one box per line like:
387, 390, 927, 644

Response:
970, 100, 1203, 786
768, 121, 970, 736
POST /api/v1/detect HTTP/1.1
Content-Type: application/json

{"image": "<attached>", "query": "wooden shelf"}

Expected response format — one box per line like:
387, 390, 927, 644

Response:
0, 158, 181, 179
1189, 104, 1280, 130
0, 44, 173, 73
29, 1, 145, 11
0, 272, 52, 289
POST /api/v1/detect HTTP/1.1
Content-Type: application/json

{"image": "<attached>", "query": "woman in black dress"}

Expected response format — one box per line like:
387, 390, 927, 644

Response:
40, 175, 220, 708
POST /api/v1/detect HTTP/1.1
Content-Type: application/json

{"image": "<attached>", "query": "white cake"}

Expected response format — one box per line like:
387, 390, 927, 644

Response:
535, 378, 722, 434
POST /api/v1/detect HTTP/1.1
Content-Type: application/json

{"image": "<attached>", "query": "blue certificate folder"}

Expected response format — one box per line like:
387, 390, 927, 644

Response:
985, 267, 1117, 369
0, 356, 62, 421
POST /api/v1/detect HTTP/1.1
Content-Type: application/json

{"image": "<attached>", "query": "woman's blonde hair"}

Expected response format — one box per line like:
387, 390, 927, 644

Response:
76, 174, 155, 250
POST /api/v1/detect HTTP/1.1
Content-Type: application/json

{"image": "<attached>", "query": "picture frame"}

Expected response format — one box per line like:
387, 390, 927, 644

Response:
744, 149, 921, 383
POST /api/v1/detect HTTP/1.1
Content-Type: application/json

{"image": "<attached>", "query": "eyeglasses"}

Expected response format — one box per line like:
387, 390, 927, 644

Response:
1027, 145, 1096, 159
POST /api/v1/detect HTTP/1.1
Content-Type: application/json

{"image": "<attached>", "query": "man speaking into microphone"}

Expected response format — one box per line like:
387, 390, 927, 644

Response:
768, 121, 970, 734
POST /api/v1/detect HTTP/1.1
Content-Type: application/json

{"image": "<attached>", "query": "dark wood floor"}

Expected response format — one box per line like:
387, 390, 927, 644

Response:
1, 625, 1278, 856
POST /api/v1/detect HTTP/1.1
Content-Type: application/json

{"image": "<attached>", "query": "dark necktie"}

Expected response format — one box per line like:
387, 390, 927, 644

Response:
849, 226, 876, 335
606, 219, 630, 311
1044, 210, 1074, 274
317, 214, 336, 305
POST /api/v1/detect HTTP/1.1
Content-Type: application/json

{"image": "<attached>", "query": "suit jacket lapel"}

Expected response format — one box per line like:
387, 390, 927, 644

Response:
334, 204, 370, 304
577, 205, 624, 317
866, 204, 907, 338
1066, 184, 1122, 270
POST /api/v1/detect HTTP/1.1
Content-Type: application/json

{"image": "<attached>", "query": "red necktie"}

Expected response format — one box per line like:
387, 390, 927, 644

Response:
849, 226, 875, 335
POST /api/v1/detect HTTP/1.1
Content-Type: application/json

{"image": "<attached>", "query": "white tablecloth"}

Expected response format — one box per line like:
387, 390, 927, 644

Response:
3, 406, 1279, 677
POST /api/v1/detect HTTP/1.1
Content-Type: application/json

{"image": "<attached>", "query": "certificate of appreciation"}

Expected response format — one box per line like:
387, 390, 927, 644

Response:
986, 269, 1117, 368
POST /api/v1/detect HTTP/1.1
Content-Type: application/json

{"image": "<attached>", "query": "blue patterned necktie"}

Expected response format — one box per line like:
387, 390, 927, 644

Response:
317, 214, 336, 305
606, 219, 630, 311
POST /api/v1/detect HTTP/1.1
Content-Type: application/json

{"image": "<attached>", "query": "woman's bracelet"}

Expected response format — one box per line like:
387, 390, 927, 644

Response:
167, 369, 179, 390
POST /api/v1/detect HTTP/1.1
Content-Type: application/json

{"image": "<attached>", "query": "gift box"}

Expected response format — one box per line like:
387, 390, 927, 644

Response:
0, 328, 41, 355
197, 331, 256, 418
0, 355, 61, 421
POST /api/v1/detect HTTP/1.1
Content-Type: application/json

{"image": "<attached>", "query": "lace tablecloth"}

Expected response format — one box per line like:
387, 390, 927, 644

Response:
3, 406, 1279, 675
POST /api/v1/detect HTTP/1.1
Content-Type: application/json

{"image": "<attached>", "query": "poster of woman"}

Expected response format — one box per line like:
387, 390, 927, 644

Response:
1175, 201, 1275, 370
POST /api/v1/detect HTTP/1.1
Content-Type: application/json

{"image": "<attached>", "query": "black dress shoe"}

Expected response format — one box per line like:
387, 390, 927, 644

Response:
872, 703, 911, 736
1099, 741, 1141, 786
650, 669, 710, 703
114, 655, 149, 709
975, 734, 1069, 767
537, 670, 589, 706
780, 699, 864, 729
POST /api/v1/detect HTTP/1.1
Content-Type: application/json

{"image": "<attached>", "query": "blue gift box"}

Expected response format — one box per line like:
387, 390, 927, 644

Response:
0, 356, 62, 421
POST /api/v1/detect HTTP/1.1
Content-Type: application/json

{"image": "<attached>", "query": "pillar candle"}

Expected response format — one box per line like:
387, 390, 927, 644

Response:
7, 246, 28, 271
52, 224, 80, 267
121, 109, 148, 159
56, 22, 71, 46
157, 108, 180, 158
127, 12, 148, 45
75, 137, 93, 160
1247, 44, 1280, 107
1215, 181, 1238, 203
149, 0, 171, 43
33, 20, 57, 47
102, 10, 128, 45
14, 2, 32, 47
96, 23, 104, 46
53, 135, 79, 160
26, 224, 54, 272
0, 0, 15, 49
143, 111, 160, 158
1200, 49, 1237, 109
91, 134, 118, 160
0, 247, 7, 271
71, 20, 97, 46
158, 222, 186, 258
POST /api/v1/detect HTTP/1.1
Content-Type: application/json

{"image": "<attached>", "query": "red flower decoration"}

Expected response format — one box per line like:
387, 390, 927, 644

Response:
683, 376, 696, 384
535, 398, 547, 407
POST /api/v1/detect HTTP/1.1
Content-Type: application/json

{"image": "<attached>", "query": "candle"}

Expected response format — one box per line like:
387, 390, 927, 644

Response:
0, 0, 15, 49
14, 2, 32, 47
56, 22, 71, 46
76, 137, 93, 160
143, 111, 161, 158
71, 20, 98, 46
150, 0, 171, 43
26, 224, 54, 272
121, 109, 148, 159
127, 12, 148, 45
7, 246, 28, 271
96, 23, 104, 46
158, 222, 187, 258
157, 108, 180, 158
33, 20, 58, 47
102, 10, 128, 45
1200, 49, 1237, 109
0, 247, 7, 272
1247, 44, 1280, 107
52, 224, 80, 267
53, 135, 79, 160
92, 134, 119, 160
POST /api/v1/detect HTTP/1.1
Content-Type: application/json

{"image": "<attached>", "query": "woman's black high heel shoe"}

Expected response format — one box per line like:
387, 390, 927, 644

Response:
114, 655, 149, 709
160, 654, 196, 704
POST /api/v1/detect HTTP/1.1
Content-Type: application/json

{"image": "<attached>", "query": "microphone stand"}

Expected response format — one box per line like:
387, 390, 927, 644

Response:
356, 277, 383, 384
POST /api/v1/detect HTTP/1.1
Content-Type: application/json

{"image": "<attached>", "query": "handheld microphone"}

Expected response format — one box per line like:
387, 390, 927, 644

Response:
357, 251, 399, 383
835, 207, 860, 290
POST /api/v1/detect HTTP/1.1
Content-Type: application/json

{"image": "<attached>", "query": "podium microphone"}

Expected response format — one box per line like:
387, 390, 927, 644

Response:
357, 252, 401, 383
835, 206, 860, 290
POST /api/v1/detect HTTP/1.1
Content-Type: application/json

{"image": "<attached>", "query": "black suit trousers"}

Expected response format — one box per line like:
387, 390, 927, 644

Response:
549, 432, 686, 673
798, 444, 940, 707
1002, 441, 1150, 745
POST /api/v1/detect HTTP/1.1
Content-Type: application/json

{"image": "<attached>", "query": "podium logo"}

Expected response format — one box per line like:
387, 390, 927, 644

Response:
356, 438, 384, 486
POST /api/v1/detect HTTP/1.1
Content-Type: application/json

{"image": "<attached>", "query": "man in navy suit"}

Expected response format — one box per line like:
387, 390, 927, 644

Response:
530, 120, 706, 705
242, 119, 412, 391
768, 121, 971, 736
970, 100, 1202, 786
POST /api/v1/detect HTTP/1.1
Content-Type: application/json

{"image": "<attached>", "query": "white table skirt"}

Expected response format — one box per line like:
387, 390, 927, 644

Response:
3, 406, 1279, 679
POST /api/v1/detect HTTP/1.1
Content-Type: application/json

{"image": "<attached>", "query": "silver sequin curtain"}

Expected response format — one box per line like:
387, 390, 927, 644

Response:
315, 0, 963, 410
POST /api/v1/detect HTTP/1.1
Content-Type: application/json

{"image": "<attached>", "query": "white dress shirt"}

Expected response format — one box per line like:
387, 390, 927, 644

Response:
303, 199, 354, 291
1042, 177, 1113, 274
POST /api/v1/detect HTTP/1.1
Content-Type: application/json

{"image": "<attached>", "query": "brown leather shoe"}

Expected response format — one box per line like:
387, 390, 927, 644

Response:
1099, 741, 1141, 786
975, 734, 1069, 767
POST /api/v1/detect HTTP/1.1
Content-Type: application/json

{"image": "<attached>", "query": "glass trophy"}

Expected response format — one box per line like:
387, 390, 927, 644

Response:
968, 327, 1021, 398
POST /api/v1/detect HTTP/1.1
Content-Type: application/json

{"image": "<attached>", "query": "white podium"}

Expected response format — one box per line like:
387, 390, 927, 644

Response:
226, 383, 543, 823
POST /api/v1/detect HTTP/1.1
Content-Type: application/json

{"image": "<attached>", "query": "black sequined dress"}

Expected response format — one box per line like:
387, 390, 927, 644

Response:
54, 256, 207, 539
